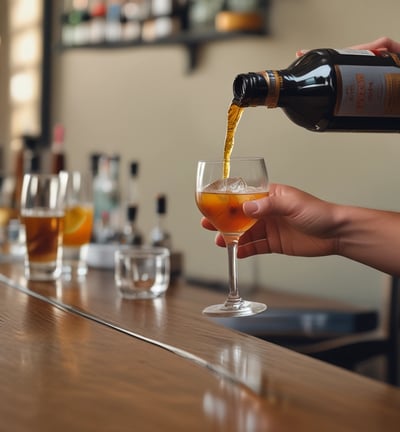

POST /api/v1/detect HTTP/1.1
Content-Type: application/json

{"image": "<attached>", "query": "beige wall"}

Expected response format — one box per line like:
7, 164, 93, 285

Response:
51, 0, 400, 309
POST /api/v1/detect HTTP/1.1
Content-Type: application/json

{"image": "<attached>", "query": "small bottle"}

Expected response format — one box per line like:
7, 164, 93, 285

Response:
126, 161, 139, 208
51, 123, 66, 174
105, 1, 122, 42
92, 155, 120, 242
121, 205, 143, 246
70, 0, 91, 45
121, 1, 141, 42
62, 0, 75, 46
150, 194, 171, 249
89, 0, 107, 43
232, 49, 400, 132
120, 161, 143, 245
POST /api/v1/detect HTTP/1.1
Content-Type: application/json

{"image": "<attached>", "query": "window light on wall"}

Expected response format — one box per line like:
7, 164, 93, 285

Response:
8, 0, 43, 149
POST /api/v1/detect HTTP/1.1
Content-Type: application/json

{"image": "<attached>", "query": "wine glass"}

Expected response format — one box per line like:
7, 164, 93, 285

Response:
196, 157, 269, 317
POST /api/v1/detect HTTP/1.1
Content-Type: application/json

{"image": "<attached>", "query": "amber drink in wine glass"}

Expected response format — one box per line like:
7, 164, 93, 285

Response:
196, 157, 269, 317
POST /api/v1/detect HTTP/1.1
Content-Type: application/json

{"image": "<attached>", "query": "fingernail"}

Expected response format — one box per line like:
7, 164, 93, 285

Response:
296, 49, 308, 57
244, 201, 259, 215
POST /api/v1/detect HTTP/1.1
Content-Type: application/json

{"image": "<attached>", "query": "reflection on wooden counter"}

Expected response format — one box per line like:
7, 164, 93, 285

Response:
0, 260, 400, 431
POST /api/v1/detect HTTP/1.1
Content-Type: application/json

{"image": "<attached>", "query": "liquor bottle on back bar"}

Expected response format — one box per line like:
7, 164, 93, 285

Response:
232, 48, 400, 132
121, 161, 143, 246
150, 194, 171, 249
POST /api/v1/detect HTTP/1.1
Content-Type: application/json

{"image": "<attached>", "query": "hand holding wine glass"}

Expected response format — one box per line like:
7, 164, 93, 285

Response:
195, 157, 269, 317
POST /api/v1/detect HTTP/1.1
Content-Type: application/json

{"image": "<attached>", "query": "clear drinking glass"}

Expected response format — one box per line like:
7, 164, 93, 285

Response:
114, 246, 170, 299
20, 173, 68, 281
195, 157, 269, 317
62, 171, 94, 278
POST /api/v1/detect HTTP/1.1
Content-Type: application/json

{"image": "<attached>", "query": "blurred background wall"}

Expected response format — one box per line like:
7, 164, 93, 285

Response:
3, 0, 400, 310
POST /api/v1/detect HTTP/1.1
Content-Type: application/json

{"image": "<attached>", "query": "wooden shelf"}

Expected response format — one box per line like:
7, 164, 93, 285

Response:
59, 28, 269, 73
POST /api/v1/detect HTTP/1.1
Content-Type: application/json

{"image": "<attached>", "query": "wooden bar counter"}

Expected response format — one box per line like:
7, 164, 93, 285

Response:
1, 259, 400, 431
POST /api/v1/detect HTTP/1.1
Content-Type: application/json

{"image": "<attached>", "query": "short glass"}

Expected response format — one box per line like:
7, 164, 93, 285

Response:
114, 246, 170, 299
62, 171, 94, 278
20, 173, 68, 281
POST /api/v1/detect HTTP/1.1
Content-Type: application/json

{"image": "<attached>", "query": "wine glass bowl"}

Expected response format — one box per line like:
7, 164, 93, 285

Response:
196, 157, 269, 317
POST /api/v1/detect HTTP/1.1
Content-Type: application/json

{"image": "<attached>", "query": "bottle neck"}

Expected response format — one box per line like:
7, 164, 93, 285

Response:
263, 70, 281, 108
232, 70, 281, 108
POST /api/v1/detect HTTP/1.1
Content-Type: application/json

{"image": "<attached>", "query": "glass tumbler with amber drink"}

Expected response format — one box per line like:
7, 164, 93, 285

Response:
20, 173, 68, 281
196, 157, 269, 317
62, 171, 94, 277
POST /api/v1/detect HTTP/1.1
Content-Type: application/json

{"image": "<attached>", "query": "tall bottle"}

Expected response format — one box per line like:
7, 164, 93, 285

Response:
92, 154, 120, 242
232, 48, 400, 132
150, 194, 171, 249
121, 205, 143, 246
121, 161, 143, 246
126, 161, 139, 209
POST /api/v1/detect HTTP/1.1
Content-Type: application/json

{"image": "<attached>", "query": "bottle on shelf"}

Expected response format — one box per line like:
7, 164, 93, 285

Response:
89, 0, 107, 43
105, 1, 122, 42
61, 0, 75, 46
68, 0, 91, 45
121, 205, 143, 246
50, 123, 66, 174
232, 48, 400, 132
90, 152, 102, 179
120, 1, 142, 42
126, 161, 139, 208
120, 160, 143, 245
92, 154, 120, 243
150, 194, 171, 249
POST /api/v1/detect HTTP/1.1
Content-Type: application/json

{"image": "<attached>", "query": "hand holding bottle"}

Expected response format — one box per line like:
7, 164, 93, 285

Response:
201, 37, 400, 278
234, 40, 400, 132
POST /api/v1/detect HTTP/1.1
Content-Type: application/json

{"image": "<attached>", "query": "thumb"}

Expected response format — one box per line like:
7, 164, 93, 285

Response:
243, 185, 298, 218
243, 197, 272, 217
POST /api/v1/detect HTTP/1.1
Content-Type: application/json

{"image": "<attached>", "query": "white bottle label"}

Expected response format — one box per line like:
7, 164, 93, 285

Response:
335, 49, 375, 56
335, 65, 400, 117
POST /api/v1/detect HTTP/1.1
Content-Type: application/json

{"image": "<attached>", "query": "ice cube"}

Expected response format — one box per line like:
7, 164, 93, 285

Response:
204, 177, 248, 193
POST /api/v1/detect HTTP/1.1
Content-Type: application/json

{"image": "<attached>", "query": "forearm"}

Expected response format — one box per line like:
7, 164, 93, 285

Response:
335, 205, 400, 275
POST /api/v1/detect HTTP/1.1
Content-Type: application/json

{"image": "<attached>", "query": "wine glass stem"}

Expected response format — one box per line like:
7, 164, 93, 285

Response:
226, 240, 242, 307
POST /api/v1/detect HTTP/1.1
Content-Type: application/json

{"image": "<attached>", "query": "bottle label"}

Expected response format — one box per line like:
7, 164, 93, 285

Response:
335, 65, 400, 117
335, 49, 375, 56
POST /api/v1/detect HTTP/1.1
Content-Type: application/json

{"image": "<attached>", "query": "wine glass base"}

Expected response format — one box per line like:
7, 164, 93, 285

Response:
202, 301, 267, 317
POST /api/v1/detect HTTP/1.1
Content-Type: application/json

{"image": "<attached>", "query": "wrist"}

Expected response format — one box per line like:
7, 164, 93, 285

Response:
328, 203, 350, 255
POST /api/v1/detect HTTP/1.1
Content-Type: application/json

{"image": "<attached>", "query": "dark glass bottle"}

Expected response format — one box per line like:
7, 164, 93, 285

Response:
232, 48, 400, 132
121, 161, 143, 246
150, 194, 171, 249
121, 205, 143, 246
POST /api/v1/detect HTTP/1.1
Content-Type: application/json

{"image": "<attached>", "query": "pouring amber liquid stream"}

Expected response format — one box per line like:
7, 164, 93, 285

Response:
223, 104, 244, 179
